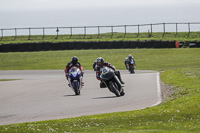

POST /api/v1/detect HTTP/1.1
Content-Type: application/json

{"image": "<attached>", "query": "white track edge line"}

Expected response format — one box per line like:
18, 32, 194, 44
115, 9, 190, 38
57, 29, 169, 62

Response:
149, 72, 162, 107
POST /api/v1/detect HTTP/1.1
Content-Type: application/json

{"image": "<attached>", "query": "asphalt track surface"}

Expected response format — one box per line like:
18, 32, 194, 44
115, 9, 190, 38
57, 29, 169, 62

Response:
0, 70, 162, 125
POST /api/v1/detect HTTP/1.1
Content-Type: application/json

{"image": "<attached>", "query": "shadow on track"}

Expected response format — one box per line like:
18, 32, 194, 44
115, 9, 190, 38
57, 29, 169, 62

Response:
63, 94, 80, 97
92, 96, 117, 99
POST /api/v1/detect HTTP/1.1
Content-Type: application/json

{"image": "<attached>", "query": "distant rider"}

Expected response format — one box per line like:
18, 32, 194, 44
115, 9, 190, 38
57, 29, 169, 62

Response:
93, 57, 125, 88
65, 56, 84, 85
125, 54, 136, 73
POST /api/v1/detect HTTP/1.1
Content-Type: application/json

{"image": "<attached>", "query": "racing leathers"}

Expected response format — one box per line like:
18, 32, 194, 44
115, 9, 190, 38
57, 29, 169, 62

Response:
125, 57, 136, 69
93, 61, 124, 88
65, 61, 84, 79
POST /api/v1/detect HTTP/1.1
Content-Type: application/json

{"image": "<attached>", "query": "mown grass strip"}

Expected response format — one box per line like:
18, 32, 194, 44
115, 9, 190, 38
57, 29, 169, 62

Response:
0, 48, 200, 132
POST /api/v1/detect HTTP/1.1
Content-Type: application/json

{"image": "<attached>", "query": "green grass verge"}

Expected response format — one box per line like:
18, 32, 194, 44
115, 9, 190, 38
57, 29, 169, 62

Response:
0, 79, 20, 81
1, 32, 200, 45
0, 48, 200, 132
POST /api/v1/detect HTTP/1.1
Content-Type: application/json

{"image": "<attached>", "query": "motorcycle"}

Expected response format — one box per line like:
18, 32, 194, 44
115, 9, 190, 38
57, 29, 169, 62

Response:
100, 66, 125, 97
67, 67, 83, 95
126, 59, 135, 74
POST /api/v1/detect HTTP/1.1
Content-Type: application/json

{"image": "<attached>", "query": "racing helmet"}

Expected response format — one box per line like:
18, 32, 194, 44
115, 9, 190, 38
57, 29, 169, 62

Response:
128, 54, 132, 60
71, 56, 78, 65
96, 57, 104, 66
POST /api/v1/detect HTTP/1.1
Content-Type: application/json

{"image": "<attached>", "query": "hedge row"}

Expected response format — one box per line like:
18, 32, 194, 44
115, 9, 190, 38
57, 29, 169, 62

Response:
0, 41, 198, 52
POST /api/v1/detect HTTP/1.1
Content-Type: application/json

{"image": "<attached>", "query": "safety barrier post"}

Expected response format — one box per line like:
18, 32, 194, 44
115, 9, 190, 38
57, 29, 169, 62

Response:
175, 23, 178, 37
42, 28, 45, 40
14, 28, 17, 40
137, 25, 140, 37
111, 26, 113, 38
83, 26, 86, 39
56, 27, 59, 39
188, 23, 190, 38
28, 28, 31, 40
124, 25, 126, 38
97, 26, 100, 39
70, 27, 72, 39
0, 29, 3, 40
162, 23, 165, 37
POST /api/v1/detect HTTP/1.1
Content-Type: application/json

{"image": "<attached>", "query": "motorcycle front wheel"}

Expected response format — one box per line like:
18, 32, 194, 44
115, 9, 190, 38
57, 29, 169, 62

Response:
129, 65, 134, 74
73, 81, 80, 95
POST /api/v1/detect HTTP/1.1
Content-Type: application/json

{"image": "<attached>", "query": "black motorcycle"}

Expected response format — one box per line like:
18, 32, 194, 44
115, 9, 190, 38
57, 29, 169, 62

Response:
100, 66, 125, 97
126, 59, 135, 74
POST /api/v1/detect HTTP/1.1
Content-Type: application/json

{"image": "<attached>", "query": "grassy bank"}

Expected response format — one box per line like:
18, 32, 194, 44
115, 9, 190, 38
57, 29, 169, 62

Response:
0, 48, 200, 70
0, 48, 200, 132
1, 32, 200, 45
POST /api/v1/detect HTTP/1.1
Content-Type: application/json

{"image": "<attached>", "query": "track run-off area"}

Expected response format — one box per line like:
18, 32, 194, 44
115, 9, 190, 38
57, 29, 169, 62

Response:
0, 70, 162, 125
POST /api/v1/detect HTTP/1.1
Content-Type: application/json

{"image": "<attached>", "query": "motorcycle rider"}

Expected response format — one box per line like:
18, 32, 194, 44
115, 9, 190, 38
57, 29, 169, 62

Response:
93, 57, 125, 88
125, 54, 136, 72
65, 56, 84, 86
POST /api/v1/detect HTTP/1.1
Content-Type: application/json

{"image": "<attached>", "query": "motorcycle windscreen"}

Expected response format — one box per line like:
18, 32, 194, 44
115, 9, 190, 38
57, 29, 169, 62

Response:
100, 72, 114, 81
69, 67, 81, 80
70, 72, 80, 80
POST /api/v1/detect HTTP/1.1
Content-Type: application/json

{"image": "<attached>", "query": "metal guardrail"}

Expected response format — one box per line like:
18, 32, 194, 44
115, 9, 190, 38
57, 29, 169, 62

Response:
1, 22, 200, 40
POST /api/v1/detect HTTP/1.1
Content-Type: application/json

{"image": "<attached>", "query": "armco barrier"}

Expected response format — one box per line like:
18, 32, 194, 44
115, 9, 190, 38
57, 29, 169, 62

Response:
0, 41, 193, 52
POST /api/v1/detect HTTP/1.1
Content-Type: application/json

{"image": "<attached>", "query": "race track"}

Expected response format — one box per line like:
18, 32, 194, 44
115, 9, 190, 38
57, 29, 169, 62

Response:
0, 70, 162, 125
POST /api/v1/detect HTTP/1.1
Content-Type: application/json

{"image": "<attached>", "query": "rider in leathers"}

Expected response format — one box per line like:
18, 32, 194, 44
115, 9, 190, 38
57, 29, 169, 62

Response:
93, 57, 125, 88
65, 56, 84, 85
125, 54, 136, 73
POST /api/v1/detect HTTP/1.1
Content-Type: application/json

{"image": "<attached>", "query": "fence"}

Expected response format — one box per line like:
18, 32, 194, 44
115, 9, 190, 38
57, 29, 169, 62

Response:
1, 22, 200, 40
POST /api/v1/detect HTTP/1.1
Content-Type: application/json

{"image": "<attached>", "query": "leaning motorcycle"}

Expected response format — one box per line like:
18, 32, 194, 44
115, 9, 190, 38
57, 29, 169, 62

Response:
100, 66, 125, 97
126, 59, 135, 74
67, 67, 83, 95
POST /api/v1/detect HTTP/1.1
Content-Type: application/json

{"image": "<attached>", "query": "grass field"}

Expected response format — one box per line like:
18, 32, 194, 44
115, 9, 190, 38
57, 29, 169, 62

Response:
0, 48, 199, 70
0, 48, 200, 132
1, 32, 200, 45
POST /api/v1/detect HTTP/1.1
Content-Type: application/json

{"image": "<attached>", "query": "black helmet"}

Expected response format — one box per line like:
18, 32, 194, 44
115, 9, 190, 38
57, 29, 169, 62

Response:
72, 56, 78, 65
96, 57, 104, 66
128, 54, 132, 60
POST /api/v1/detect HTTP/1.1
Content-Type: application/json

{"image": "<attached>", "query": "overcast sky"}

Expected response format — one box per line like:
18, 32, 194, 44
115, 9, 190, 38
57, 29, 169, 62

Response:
1, 0, 200, 29
1, 0, 200, 11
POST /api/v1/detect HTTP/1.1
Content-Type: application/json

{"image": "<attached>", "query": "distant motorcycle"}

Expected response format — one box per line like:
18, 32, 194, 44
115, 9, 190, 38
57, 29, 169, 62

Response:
100, 66, 125, 97
67, 67, 83, 95
126, 59, 135, 74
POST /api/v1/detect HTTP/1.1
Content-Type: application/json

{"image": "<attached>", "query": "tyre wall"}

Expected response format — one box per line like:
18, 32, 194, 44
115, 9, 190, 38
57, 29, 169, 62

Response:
0, 40, 187, 52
